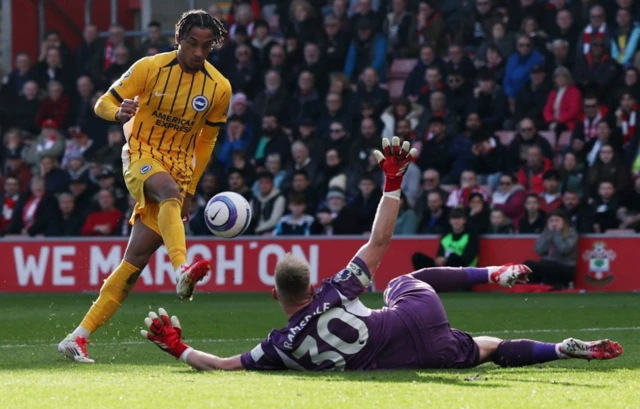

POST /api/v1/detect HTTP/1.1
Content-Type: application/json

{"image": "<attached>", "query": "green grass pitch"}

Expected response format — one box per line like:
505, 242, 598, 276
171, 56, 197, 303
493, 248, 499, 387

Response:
1, 292, 639, 409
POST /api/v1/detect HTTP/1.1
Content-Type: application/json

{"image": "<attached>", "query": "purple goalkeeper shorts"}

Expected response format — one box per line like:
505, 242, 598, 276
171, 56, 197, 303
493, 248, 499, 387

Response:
383, 275, 480, 369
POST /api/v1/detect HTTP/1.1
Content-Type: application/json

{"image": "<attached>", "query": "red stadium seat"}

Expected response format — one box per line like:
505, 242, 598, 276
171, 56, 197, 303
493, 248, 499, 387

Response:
388, 79, 405, 98
389, 59, 417, 80
540, 131, 556, 147
495, 131, 516, 146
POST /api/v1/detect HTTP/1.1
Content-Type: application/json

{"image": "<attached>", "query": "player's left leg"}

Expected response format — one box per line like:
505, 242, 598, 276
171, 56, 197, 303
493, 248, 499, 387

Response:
473, 336, 623, 367
410, 264, 530, 292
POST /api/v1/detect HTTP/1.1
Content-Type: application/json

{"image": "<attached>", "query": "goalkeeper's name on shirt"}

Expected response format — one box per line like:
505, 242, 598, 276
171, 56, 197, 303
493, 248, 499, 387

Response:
151, 110, 197, 133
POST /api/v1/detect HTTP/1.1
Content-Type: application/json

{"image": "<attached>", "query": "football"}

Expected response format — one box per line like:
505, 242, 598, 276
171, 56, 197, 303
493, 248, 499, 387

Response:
204, 191, 252, 238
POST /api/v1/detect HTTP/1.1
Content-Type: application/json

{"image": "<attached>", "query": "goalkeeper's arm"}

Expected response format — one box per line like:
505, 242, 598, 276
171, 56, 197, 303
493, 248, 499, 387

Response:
180, 349, 244, 371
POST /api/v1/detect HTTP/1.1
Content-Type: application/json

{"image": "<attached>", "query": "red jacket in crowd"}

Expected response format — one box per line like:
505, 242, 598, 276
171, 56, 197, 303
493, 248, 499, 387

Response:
81, 208, 123, 236
517, 157, 554, 195
542, 85, 582, 130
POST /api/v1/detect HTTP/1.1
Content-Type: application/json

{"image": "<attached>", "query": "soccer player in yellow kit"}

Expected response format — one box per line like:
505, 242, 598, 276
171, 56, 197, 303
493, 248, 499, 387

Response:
58, 10, 232, 363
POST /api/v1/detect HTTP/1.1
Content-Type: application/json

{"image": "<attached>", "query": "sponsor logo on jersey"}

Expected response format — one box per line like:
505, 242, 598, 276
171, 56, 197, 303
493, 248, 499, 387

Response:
192, 95, 209, 112
582, 241, 616, 286
140, 164, 152, 174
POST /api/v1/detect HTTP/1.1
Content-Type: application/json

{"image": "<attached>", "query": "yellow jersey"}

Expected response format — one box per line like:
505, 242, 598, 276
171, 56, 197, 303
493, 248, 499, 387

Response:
96, 51, 231, 183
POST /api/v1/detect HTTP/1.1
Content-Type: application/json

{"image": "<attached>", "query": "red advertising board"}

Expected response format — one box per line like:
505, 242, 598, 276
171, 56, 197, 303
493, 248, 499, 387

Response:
0, 236, 636, 293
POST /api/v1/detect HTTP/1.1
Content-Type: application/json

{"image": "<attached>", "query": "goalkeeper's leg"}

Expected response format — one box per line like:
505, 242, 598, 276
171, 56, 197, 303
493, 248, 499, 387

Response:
410, 265, 530, 292
58, 219, 162, 363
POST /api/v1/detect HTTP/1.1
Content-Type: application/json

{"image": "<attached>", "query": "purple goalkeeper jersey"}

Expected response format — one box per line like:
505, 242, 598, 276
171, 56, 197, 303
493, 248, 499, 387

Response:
240, 257, 426, 371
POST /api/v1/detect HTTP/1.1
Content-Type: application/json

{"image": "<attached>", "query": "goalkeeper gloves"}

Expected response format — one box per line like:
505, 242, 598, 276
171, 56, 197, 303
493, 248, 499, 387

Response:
141, 308, 192, 361
373, 136, 418, 199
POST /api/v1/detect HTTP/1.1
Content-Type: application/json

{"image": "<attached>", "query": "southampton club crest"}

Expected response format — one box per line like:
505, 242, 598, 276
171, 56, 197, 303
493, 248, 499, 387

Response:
582, 241, 616, 286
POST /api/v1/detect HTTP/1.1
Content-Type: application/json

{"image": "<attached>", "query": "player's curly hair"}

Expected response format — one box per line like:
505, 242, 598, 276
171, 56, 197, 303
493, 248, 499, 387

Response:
174, 9, 227, 50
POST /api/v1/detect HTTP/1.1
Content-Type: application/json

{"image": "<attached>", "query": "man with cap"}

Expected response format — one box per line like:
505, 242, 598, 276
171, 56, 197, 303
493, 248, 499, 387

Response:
68, 172, 93, 214
515, 64, 551, 127
344, 16, 388, 82
61, 130, 97, 169
23, 119, 65, 174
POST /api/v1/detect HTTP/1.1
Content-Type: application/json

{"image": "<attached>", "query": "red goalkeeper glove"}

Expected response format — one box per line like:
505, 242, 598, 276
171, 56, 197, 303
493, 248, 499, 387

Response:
373, 136, 418, 198
141, 308, 191, 360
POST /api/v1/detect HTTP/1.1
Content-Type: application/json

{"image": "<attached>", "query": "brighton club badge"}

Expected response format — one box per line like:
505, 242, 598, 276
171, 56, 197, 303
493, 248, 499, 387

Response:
582, 241, 616, 286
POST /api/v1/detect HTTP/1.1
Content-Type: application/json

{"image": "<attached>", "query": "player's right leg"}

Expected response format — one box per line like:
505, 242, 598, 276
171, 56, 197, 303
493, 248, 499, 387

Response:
409, 264, 531, 292
58, 218, 163, 363
143, 172, 210, 301
473, 336, 623, 367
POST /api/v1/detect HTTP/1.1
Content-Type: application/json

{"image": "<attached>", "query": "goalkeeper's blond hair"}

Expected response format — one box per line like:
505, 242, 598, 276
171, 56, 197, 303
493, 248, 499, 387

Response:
274, 253, 311, 303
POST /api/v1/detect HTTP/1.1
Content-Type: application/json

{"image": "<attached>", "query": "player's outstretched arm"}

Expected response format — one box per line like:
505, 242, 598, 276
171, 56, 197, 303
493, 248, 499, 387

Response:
141, 308, 244, 371
355, 137, 417, 277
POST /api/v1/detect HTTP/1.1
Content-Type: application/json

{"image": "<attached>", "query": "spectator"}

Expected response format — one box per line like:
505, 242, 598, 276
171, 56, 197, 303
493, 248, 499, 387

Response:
520, 17, 548, 56
543, 67, 582, 132
23, 119, 66, 173
446, 69, 473, 121
80, 189, 123, 236
469, 69, 507, 132
615, 90, 639, 148
139, 21, 171, 56
503, 35, 544, 100
39, 156, 69, 195
589, 180, 620, 233
282, 140, 321, 192
548, 39, 574, 73
515, 65, 551, 127
344, 17, 388, 82
539, 170, 564, 214
412, 208, 479, 269
325, 121, 351, 163
384, 0, 417, 59
349, 67, 389, 119
285, 0, 320, 47
492, 174, 526, 223
321, 13, 350, 73
415, 90, 459, 141
475, 22, 515, 72
317, 93, 348, 138
446, 169, 490, 208
518, 194, 547, 234
585, 120, 621, 167
45, 192, 85, 236
8, 81, 40, 134
284, 71, 322, 128
507, 0, 546, 33
576, 5, 611, 58
558, 151, 585, 197
586, 143, 630, 199
415, 66, 447, 108
94, 169, 127, 212
228, 44, 259, 98
76, 25, 103, 80
351, 174, 382, 233
266, 45, 295, 91
227, 167, 254, 202
417, 190, 449, 234
415, 0, 447, 56
324, 0, 349, 32
445, 112, 481, 183
248, 113, 290, 164
230, 150, 257, 187
349, 0, 383, 39
102, 25, 136, 72
570, 94, 609, 157
611, 8, 640, 67
559, 190, 589, 233
315, 187, 359, 235
469, 131, 506, 186
296, 119, 327, 165
381, 98, 423, 140
347, 149, 384, 198
6, 52, 36, 97
185, 196, 208, 236
349, 118, 381, 169
35, 80, 70, 130
250, 171, 287, 235
621, 67, 640, 100
93, 125, 125, 172
251, 20, 278, 71
253, 70, 289, 119
68, 173, 94, 212
488, 208, 515, 234
414, 169, 448, 212
197, 173, 221, 203
507, 118, 554, 174
549, 10, 579, 58
617, 175, 640, 231
68, 76, 97, 136
517, 145, 554, 195
229, 3, 256, 40
274, 192, 316, 236
61, 130, 97, 169
321, 148, 348, 195
264, 153, 287, 192
291, 170, 319, 214
446, 44, 476, 80
217, 116, 254, 169
417, 116, 451, 177
101, 45, 133, 89
1, 147, 32, 195
573, 38, 619, 101
524, 209, 578, 289
403, 45, 445, 102
1, 176, 20, 234
34, 47, 74, 92
6, 177, 56, 236
467, 192, 490, 234
394, 192, 419, 235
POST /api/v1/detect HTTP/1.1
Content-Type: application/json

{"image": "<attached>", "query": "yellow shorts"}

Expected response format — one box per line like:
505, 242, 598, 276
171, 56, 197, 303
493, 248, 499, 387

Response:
123, 154, 187, 235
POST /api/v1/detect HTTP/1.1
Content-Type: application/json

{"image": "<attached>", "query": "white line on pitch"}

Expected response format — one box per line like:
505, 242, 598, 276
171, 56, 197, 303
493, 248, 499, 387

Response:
2, 326, 638, 349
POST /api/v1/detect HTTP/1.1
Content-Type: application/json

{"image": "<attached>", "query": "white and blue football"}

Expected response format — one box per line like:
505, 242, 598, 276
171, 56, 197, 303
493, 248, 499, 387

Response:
204, 192, 252, 238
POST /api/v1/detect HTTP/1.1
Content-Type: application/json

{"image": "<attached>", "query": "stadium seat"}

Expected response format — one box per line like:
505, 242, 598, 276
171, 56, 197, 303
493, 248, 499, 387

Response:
389, 59, 417, 80
557, 131, 571, 150
495, 131, 516, 146
540, 131, 556, 147
388, 79, 405, 98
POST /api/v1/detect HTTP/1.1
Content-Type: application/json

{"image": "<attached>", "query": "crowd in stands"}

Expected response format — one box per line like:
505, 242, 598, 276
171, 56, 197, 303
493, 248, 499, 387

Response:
3, 0, 640, 241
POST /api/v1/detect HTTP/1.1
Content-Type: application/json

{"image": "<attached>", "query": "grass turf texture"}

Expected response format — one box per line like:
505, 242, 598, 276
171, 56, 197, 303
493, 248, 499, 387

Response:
1, 293, 639, 409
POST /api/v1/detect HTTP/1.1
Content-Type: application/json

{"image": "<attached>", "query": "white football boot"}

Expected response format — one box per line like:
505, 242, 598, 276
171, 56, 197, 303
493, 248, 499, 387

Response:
58, 335, 94, 363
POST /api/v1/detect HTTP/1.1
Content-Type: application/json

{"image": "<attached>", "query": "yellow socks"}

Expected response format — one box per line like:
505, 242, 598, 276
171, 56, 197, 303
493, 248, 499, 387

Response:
157, 197, 187, 270
79, 261, 141, 334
